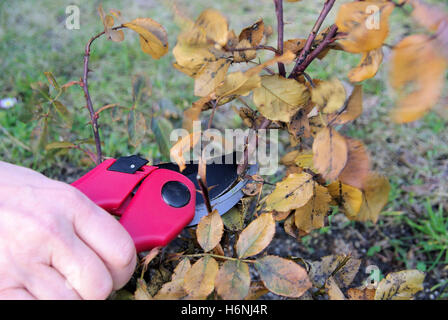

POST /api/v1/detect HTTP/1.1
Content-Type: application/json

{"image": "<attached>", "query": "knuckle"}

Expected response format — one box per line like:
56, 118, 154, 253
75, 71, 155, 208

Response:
115, 236, 137, 270
90, 274, 113, 300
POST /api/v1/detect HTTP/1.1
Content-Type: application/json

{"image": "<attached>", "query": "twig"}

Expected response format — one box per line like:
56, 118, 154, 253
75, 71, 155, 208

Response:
290, 24, 338, 77
237, 118, 272, 176
80, 25, 124, 164
229, 45, 279, 54
274, 0, 286, 77
183, 253, 257, 264
289, 0, 336, 78
197, 174, 213, 214
207, 100, 218, 130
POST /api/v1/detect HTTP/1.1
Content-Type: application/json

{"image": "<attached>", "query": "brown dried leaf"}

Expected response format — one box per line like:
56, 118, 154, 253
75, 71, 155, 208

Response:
374, 270, 425, 300
347, 287, 375, 300
236, 213, 275, 259
338, 138, 370, 189
326, 276, 346, 300
348, 48, 383, 82
265, 172, 314, 212
284, 38, 306, 55
389, 34, 447, 123
312, 127, 348, 181
215, 260, 251, 300
196, 209, 224, 252
329, 85, 363, 125
134, 279, 152, 300
239, 19, 265, 47
255, 255, 312, 298
154, 258, 191, 300
355, 172, 390, 223
309, 255, 361, 288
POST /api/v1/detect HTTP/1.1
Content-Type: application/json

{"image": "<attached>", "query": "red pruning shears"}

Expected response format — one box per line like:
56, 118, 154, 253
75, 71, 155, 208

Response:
72, 153, 256, 252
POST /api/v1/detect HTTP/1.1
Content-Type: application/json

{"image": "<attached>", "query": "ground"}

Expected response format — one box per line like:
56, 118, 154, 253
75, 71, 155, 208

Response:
0, 0, 447, 299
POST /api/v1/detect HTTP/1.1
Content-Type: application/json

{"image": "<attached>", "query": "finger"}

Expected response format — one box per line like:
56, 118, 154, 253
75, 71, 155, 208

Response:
24, 264, 81, 300
0, 287, 36, 300
50, 233, 114, 300
70, 189, 137, 290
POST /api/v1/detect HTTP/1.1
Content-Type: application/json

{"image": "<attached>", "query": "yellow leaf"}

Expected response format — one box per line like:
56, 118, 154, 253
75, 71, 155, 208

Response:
294, 150, 316, 171
355, 172, 390, 223
196, 210, 224, 252
329, 85, 363, 125
233, 39, 257, 62
236, 213, 275, 259
265, 172, 314, 212
154, 259, 191, 300
374, 270, 425, 300
169, 132, 201, 171
253, 75, 310, 122
311, 78, 346, 114
389, 34, 447, 123
215, 260, 250, 300
284, 38, 306, 55
348, 48, 383, 82
255, 255, 312, 298
194, 58, 231, 97
134, 279, 152, 300
124, 18, 168, 59
183, 256, 219, 299
336, 2, 394, 53
195, 9, 229, 47
294, 183, 331, 234
312, 127, 348, 181
281, 150, 300, 166
327, 181, 363, 219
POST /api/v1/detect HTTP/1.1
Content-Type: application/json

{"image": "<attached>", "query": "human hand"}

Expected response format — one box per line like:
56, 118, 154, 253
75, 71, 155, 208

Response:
0, 161, 137, 299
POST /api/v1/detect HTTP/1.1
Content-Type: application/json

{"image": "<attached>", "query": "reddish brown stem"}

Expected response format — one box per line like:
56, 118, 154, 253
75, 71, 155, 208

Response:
237, 118, 272, 176
274, 0, 286, 77
289, 0, 336, 78
291, 24, 338, 76
81, 25, 124, 164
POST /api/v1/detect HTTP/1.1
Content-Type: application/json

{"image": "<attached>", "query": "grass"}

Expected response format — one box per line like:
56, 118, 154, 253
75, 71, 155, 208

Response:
1, 0, 447, 299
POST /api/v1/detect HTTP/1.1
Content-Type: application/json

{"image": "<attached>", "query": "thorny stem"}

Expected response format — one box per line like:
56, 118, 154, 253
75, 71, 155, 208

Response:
229, 45, 279, 54
81, 25, 124, 164
289, 0, 337, 78
237, 118, 271, 176
274, 0, 286, 77
197, 175, 213, 214
290, 24, 338, 77
183, 253, 257, 264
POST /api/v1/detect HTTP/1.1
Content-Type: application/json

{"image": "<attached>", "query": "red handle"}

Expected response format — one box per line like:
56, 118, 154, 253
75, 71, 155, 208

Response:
72, 159, 196, 252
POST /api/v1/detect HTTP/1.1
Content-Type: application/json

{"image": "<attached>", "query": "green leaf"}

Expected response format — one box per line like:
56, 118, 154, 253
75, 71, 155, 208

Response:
127, 110, 147, 147
52, 100, 72, 127
151, 116, 173, 159
132, 74, 152, 109
45, 141, 77, 151
44, 72, 60, 91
